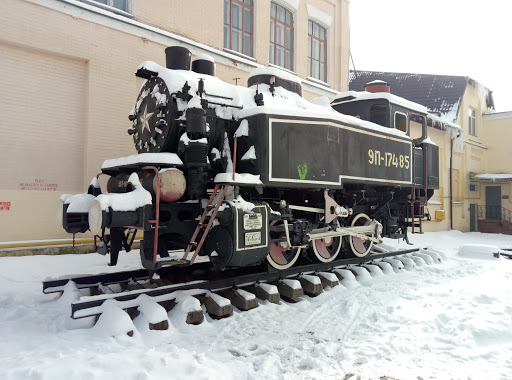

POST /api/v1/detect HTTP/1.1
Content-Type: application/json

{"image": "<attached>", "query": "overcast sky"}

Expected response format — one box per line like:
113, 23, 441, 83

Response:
349, 0, 512, 112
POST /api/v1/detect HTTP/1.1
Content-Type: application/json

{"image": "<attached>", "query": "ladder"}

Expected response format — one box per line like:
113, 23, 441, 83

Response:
410, 188, 423, 234
182, 184, 230, 264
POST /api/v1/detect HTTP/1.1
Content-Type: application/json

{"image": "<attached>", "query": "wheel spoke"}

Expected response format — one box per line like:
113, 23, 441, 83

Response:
267, 242, 301, 270
347, 213, 374, 258
310, 236, 342, 263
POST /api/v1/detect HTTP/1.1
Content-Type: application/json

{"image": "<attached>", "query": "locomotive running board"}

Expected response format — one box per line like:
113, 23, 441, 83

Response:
68, 247, 419, 319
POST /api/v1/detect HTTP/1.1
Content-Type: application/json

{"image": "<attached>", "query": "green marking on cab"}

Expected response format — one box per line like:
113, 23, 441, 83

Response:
297, 163, 308, 180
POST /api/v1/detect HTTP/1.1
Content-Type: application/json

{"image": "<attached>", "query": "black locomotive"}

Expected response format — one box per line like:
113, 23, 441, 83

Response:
58, 46, 439, 272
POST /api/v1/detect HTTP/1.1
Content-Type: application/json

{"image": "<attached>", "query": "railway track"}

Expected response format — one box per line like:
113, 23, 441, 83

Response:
43, 245, 445, 332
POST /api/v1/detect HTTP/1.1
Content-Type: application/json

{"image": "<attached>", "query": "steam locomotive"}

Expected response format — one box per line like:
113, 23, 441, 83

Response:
58, 46, 439, 272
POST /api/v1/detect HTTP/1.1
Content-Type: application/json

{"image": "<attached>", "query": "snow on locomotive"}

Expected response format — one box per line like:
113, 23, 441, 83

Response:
58, 46, 439, 272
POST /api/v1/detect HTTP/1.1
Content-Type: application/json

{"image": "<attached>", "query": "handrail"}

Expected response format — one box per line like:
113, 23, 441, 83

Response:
477, 205, 512, 223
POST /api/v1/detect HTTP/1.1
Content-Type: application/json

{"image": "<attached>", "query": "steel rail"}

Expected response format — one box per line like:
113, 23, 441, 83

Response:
42, 262, 213, 294
69, 248, 419, 319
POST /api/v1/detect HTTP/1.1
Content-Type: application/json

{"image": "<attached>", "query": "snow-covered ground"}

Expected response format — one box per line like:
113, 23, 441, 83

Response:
1, 230, 512, 380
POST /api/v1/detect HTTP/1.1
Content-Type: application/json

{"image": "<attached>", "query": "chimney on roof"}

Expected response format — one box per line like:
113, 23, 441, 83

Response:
365, 80, 390, 93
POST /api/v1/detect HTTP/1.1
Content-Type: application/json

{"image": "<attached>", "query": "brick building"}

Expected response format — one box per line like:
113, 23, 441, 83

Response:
0, 0, 350, 242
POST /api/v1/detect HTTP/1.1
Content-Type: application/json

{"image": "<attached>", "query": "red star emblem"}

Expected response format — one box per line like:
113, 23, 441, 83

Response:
140, 105, 154, 133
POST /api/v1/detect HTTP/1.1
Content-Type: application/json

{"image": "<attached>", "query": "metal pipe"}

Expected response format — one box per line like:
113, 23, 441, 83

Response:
233, 135, 238, 181
143, 166, 161, 264
450, 138, 454, 229
283, 220, 292, 249
449, 131, 461, 230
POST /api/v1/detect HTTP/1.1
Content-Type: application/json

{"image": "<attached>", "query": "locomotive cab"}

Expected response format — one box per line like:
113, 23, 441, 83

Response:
332, 84, 439, 228
331, 91, 427, 143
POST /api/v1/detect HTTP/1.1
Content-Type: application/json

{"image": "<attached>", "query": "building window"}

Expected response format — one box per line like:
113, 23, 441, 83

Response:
270, 3, 294, 70
469, 108, 476, 136
308, 20, 327, 82
224, 0, 253, 57
85, 0, 132, 14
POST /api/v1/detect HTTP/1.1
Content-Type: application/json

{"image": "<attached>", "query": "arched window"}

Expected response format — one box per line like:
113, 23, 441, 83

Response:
307, 20, 327, 82
224, 0, 253, 57
270, 2, 294, 70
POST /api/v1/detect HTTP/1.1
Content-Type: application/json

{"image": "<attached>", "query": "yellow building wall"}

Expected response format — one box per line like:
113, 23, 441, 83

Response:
481, 113, 512, 173
405, 78, 497, 234
451, 81, 494, 231
475, 113, 512, 214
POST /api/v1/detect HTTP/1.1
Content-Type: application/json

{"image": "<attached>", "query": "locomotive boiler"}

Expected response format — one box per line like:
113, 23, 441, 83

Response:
58, 46, 439, 272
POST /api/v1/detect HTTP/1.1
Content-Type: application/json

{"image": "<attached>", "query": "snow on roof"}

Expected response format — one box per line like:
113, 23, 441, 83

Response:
427, 113, 462, 133
89, 177, 100, 188
483, 111, 512, 121
102, 153, 183, 169
214, 173, 263, 185
65, 194, 96, 213
193, 53, 214, 63
135, 61, 413, 140
472, 174, 512, 183
239, 105, 409, 139
348, 71, 479, 120
311, 96, 331, 107
95, 173, 152, 211
332, 90, 428, 115
420, 137, 437, 146
366, 80, 388, 86
137, 61, 328, 121
248, 66, 302, 85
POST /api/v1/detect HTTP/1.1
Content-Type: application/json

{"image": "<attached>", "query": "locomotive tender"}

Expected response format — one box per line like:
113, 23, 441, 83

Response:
58, 46, 439, 272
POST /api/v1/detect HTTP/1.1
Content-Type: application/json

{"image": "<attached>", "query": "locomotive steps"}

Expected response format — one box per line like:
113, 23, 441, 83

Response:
44, 247, 445, 336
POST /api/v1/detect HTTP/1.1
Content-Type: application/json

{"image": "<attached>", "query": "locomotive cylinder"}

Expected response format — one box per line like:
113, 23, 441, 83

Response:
186, 107, 207, 138
107, 172, 153, 194
107, 171, 185, 203
107, 173, 130, 193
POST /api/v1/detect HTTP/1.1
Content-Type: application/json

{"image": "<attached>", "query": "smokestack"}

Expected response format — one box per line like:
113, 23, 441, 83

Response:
365, 80, 390, 93
165, 46, 191, 71
192, 54, 216, 76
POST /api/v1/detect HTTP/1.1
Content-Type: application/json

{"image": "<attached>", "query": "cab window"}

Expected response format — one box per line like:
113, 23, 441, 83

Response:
410, 114, 426, 142
394, 112, 407, 133
370, 104, 388, 127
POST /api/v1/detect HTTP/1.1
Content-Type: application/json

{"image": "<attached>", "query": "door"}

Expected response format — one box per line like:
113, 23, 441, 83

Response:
485, 186, 502, 220
469, 204, 476, 231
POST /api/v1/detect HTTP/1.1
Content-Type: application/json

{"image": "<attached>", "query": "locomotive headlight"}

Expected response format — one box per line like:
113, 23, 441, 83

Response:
88, 199, 103, 235
154, 168, 186, 202
56, 198, 64, 226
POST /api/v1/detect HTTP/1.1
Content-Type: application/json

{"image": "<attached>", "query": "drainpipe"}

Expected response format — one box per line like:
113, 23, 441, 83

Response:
450, 130, 462, 229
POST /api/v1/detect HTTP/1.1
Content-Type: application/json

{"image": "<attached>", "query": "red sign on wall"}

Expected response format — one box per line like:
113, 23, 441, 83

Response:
0, 202, 11, 211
